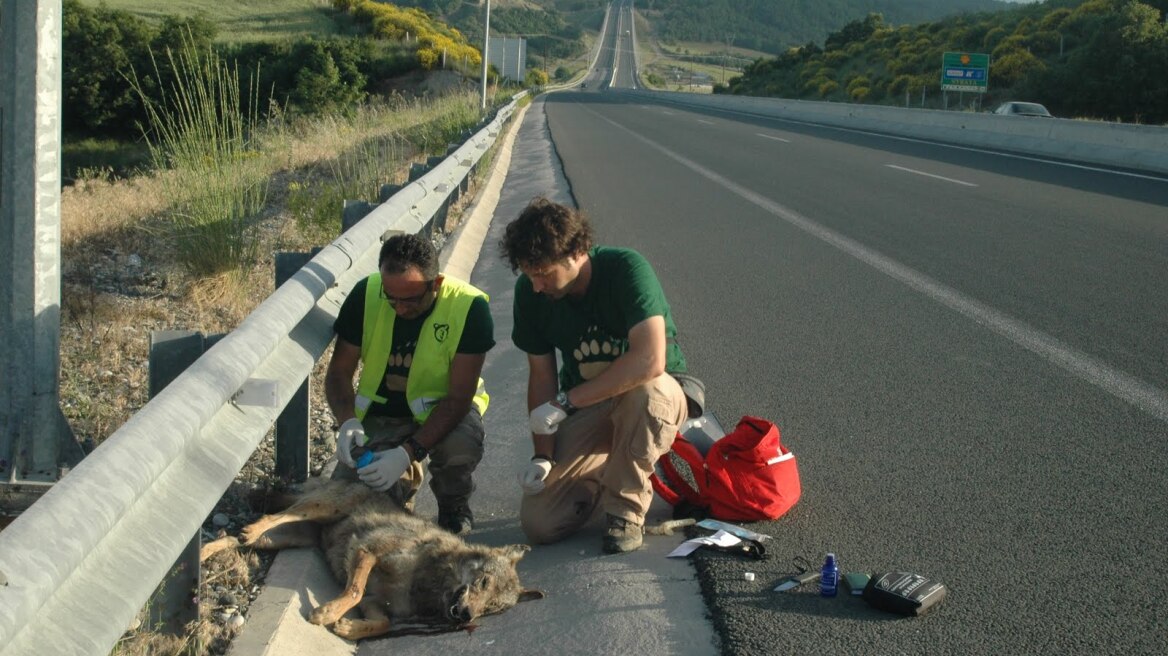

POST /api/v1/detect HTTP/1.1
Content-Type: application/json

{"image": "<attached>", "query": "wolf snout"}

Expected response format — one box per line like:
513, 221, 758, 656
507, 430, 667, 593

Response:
447, 585, 473, 622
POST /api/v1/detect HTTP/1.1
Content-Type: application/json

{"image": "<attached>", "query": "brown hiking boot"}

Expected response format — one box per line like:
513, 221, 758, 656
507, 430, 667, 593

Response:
438, 506, 474, 536
602, 514, 643, 553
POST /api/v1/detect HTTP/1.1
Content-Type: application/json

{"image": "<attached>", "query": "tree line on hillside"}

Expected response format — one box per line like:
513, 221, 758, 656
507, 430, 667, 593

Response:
63, 0, 482, 141
719, 0, 1168, 124
642, 0, 1007, 54
385, 0, 596, 62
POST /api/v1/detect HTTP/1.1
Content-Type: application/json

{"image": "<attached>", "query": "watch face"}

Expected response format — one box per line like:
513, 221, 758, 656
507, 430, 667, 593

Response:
407, 438, 428, 460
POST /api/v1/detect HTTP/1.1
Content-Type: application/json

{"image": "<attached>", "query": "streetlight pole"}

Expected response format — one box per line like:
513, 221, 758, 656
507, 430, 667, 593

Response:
480, 0, 491, 110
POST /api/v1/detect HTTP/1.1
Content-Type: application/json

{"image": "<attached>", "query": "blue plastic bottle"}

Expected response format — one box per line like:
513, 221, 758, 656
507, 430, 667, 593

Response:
820, 553, 840, 597
351, 433, 375, 468
355, 449, 374, 468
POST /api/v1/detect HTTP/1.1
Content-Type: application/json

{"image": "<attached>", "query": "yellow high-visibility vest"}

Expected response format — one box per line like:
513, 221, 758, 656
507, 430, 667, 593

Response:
354, 274, 489, 422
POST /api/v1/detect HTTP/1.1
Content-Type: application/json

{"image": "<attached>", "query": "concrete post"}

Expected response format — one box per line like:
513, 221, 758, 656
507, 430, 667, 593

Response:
0, 0, 77, 492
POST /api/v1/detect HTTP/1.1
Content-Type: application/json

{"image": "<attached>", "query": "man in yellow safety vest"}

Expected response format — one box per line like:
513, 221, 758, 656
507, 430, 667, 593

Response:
325, 233, 493, 535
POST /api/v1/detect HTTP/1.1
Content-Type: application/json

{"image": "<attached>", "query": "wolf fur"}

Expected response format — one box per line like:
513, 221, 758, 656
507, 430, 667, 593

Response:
200, 479, 543, 641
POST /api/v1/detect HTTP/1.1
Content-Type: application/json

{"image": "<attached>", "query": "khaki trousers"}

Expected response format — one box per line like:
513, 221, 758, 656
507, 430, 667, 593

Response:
331, 410, 485, 512
519, 373, 686, 544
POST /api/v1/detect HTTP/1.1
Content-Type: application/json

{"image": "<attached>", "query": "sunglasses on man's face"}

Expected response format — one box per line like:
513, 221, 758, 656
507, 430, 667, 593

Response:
381, 279, 434, 306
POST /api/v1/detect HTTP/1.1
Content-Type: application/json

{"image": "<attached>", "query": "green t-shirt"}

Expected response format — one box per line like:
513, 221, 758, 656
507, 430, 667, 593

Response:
334, 277, 495, 417
512, 246, 687, 392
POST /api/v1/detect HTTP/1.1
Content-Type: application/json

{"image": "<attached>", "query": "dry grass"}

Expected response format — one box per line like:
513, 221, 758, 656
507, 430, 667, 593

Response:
76, 0, 346, 44
59, 91, 485, 446
113, 549, 262, 656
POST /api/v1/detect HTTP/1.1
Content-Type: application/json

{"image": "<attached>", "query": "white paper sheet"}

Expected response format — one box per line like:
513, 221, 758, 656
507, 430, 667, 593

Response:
666, 529, 742, 557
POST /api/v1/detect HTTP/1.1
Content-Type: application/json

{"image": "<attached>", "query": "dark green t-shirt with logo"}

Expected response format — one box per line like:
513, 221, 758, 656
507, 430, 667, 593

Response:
334, 277, 495, 417
511, 246, 687, 392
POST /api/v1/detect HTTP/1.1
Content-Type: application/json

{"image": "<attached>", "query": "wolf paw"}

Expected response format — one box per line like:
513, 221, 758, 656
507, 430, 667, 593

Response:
239, 523, 264, 547
332, 618, 356, 638
309, 605, 334, 626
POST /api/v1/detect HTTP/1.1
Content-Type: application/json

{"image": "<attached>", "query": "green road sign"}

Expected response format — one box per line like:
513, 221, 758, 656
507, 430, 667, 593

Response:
941, 52, 990, 93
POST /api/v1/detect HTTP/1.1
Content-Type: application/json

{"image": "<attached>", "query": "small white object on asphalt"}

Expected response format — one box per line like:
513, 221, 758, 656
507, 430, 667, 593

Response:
744, 572, 756, 582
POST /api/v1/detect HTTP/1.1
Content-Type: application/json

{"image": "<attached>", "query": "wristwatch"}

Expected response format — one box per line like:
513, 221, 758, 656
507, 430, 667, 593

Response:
555, 390, 577, 415
405, 436, 429, 461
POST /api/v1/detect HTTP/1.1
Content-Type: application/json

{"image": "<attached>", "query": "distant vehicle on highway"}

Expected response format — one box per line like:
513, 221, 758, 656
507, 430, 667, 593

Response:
992, 101, 1053, 118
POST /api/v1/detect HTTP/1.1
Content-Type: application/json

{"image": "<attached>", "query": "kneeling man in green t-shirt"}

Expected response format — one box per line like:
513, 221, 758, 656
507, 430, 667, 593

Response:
500, 197, 690, 554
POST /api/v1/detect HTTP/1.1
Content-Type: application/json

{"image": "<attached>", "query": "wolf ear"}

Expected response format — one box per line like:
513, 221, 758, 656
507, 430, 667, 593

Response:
500, 544, 532, 564
519, 589, 546, 603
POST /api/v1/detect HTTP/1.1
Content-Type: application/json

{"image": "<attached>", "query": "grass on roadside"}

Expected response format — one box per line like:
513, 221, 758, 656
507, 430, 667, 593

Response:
131, 36, 269, 277
60, 81, 488, 449
75, 0, 350, 43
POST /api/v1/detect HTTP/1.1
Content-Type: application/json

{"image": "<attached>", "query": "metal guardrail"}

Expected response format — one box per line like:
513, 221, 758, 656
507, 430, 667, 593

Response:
0, 97, 521, 656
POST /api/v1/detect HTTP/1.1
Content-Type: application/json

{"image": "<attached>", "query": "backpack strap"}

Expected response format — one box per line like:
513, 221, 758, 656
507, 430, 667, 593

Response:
651, 433, 709, 508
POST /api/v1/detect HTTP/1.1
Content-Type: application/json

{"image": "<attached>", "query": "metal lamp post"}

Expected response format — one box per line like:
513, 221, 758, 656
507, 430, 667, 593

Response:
480, 0, 491, 110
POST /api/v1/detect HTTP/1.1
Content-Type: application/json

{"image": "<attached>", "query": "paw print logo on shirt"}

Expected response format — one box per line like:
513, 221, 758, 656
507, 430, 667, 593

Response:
384, 340, 415, 392
573, 325, 623, 380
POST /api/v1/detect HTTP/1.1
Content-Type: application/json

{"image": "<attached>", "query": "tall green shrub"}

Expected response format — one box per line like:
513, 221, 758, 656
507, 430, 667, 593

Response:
131, 36, 268, 276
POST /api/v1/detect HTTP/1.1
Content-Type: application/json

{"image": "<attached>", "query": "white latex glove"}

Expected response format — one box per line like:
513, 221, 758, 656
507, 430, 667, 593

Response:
357, 446, 412, 492
529, 401, 568, 435
335, 418, 367, 468
518, 458, 554, 496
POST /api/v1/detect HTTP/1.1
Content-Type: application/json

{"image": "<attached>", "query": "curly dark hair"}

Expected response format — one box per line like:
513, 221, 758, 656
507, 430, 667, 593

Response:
499, 197, 594, 273
379, 233, 438, 279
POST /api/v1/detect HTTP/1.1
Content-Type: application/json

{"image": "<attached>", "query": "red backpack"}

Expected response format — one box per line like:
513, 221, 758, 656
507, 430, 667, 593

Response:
651, 416, 801, 522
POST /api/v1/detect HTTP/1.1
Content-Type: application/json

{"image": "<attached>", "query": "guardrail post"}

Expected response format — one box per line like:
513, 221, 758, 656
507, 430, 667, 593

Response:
147, 330, 224, 635
379, 183, 401, 203
408, 162, 429, 182
342, 199, 376, 234
273, 251, 320, 483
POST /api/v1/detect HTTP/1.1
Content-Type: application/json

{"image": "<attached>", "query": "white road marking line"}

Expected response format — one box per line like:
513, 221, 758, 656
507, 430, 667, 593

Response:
757, 133, 790, 143
590, 108, 1168, 425
696, 119, 714, 125
886, 164, 978, 187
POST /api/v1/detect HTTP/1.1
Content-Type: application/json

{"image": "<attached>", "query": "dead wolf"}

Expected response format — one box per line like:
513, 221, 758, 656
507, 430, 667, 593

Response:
200, 480, 543, 640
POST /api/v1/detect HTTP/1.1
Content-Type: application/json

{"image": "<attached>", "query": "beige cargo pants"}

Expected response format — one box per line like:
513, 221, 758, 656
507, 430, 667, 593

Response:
519, 373, 687, 544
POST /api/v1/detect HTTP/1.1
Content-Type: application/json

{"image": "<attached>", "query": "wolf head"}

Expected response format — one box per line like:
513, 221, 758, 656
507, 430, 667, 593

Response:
429, 543, 543, 623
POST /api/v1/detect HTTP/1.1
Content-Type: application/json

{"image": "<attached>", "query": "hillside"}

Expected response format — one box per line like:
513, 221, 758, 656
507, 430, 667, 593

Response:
643, 0, 1015, 54
388, 0, 1019, 56
722, 0, 1168, 124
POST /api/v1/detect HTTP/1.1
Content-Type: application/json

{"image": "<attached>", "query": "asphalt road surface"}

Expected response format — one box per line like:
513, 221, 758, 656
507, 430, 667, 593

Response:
359, 1, 1168, 651
542, 83, 1168, 654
